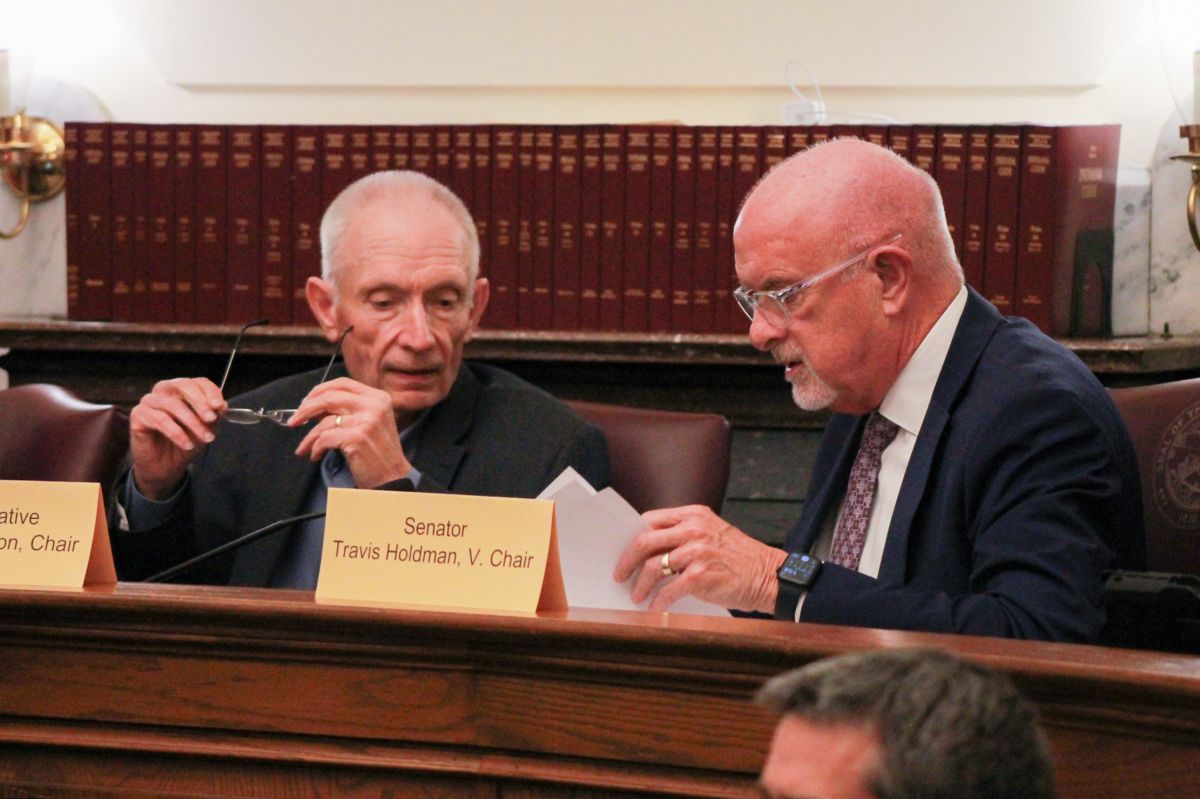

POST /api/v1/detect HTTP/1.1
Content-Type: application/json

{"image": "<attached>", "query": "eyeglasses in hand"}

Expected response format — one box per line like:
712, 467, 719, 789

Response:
220, 321, 352, 426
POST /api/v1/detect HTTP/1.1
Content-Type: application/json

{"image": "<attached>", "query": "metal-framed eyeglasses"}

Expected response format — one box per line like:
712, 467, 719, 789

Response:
219, 319, 353, 425
733, 233, 903, 326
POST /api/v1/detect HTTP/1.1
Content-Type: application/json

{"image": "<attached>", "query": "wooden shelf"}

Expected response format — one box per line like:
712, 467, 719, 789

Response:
3, 318, 1200, 374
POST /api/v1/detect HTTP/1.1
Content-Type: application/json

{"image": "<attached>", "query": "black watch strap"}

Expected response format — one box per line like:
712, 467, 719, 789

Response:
774, 552, 822, 621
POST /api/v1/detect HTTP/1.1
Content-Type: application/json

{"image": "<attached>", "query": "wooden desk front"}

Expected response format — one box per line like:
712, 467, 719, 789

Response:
0, 584, 1197, 798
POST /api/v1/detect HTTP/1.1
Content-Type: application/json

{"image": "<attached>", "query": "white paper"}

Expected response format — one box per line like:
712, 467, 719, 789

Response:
541, 469, 729, 616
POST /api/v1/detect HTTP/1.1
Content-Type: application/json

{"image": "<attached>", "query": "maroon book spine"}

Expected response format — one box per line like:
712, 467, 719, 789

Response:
863, 125, 888, 148
1054, 125, 1120, 337
260, 126, 293, 325
935, 126, 967, 260
552, 126, 581, 330
392, 126, 411, 171
579, 125, 603, 330
623, 125, 651, 332
786, 126, 811, 157
472, 127, 492, 298
108, 123, 134, 322
732, 127, 761, 332
911, 125, 937, 174
130, 125, 150, 321
410, 126, 434, 176
173, 125, 197, 323
1014, 126, 1055, 334
516, 127, 536, 328
648, 126, 674, 331
194, 125, 227, 323
78, 123, 112, 320
291, 126, 322, 325
1019, 125, 1121, 336
961, 126, 990, 291
531, 126, 555, 330
714, 126, 737, 333
226, 125, 261, 324
485, 125, 518, 330
598, 126, 625, 331
370, 126, 393, 173
321, 127, 350, 211
451, 127, 475, 209
146, 126, 176, 322
887, 125, 912, 161
809, 126, 834, 147
692, 126, 718, 333
831, 124, 863, 141
762, 126, 787, 171
64, 123, 81, 319
982, 126, 1023, 316
670, 126, 696, 332
348, 126, 371, 183
433, 126, 452, 185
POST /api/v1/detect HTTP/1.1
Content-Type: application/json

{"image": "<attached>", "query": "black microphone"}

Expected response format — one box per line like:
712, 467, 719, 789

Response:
143, 511, 326, 583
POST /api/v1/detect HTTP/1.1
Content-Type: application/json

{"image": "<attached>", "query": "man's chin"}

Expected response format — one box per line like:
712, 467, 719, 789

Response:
788, 375, 837, 412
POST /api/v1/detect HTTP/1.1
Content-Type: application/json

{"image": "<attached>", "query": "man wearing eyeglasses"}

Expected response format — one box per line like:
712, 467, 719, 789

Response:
615, 138, 1144, 642
115, 171, 609, 587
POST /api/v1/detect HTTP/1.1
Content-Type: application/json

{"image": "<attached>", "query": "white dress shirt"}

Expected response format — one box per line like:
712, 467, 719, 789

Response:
797, 285, 968, 619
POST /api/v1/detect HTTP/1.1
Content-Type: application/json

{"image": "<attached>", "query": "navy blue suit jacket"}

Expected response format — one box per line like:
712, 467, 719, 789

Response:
780, 289, 1144, 643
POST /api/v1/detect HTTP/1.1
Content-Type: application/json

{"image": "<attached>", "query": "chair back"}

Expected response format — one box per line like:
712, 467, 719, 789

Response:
566, 400, 731, 513
0, 384, 130, 495
1109, 378, 1200, 575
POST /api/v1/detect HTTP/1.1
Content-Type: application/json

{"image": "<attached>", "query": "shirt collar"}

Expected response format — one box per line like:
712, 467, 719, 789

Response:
878, 285, 968, 436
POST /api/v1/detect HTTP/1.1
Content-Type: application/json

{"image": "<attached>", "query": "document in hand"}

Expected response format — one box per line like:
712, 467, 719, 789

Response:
539, 468, 728, 616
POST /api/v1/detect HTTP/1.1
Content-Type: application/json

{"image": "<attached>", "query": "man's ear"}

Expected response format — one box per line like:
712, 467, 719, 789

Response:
305, 276, 343, 343
873, 246, 912, 317
463, 277, 490, 342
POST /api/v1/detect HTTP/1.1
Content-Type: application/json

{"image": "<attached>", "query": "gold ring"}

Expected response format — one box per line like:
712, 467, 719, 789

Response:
334, 415, 342, 428
660, 551, 674, 577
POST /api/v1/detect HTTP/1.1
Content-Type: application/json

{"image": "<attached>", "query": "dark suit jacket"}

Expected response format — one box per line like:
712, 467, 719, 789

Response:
779, 289, 1145, 643
114, 361, 610, 585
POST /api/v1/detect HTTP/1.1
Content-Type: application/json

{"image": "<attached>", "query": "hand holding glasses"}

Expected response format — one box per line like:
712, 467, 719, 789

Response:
220, 322, 353, 426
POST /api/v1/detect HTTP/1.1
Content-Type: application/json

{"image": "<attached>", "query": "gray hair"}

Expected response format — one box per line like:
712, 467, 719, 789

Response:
319, 170, 481, 288
757, 648, 1054, 799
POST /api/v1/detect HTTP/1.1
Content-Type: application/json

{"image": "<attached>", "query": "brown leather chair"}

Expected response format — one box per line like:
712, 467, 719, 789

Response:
0, 384, 130, 496
1109, 378, 1200, 575
566, 400, 731, 513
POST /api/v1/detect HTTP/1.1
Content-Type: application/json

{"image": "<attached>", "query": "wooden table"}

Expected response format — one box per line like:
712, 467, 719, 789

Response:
0, 584, 1197, 798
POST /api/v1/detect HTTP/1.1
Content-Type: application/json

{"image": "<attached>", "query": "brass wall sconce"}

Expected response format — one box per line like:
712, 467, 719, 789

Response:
0, 110, 66, 239
1174, 124, 1200, 255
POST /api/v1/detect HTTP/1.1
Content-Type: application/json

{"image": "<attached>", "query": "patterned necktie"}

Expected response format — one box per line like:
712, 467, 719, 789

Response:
829, 412, 900, 571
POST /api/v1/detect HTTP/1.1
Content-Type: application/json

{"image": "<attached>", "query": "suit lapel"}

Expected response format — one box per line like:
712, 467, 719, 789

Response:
411, 364, 479, 489
875, 287, 1001, 583
784, 414, 864, 553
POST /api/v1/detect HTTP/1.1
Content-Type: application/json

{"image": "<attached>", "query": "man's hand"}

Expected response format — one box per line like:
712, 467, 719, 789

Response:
613, 505, 788, 613
129, 377, 227, 500
289, 377, 414, 489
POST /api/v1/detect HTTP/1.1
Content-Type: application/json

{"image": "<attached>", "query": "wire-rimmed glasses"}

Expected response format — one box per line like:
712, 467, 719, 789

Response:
222, 324, 353, 426
733, 233, 903, 325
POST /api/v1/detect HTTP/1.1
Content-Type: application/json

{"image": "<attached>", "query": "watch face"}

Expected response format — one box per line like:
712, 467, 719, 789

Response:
779, 552, 819, 585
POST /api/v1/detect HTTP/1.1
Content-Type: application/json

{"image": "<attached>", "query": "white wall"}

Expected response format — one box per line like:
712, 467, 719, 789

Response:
1, 0, 1196, 169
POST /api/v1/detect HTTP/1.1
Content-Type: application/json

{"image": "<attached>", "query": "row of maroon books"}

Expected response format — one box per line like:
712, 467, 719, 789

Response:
64, 121, 1119, 336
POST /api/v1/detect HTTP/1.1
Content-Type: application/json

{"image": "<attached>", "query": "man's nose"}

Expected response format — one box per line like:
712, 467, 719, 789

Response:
391, 301, 437, 350
747, 309, 785, 352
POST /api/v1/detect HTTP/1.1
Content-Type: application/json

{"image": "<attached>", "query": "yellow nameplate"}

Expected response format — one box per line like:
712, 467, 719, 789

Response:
0, 480, 116, 589
316, 488, 566, 614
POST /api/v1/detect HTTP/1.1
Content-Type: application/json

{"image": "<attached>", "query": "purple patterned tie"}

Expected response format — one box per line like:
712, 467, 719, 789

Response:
830, 412, 900, 571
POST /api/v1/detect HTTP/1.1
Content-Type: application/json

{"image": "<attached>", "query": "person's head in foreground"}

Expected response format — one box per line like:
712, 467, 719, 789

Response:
756, 648, 1054, 799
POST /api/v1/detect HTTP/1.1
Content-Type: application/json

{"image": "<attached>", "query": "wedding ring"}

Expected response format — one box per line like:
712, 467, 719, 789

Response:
334, 415, 342, 428
660, 551, 675, 577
